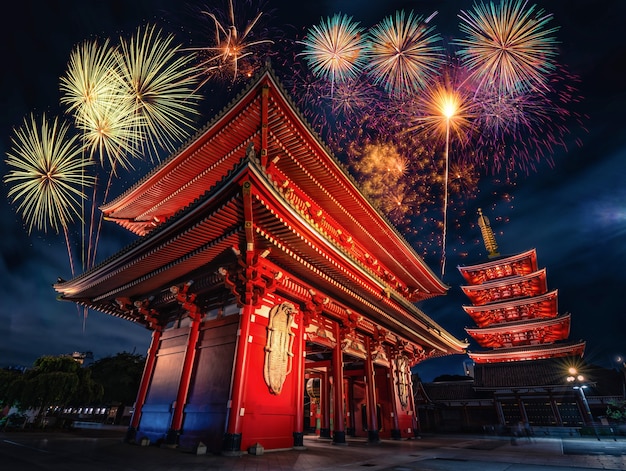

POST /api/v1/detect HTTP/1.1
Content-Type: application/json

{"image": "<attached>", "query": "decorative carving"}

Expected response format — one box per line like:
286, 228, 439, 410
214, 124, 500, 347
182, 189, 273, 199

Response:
264, 302, 296, 395
396, 355, 411, 409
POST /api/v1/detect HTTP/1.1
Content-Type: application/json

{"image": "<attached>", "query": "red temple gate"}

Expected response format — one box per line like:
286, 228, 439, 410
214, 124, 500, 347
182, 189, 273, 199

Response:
54, 67, 467, 454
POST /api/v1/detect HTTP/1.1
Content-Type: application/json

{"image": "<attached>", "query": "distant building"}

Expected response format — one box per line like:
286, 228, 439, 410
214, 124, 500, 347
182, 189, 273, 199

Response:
64, 351, 94, 366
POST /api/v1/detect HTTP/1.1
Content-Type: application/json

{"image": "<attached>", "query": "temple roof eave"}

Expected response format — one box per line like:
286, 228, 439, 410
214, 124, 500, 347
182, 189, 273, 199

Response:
97, 67, 447, 296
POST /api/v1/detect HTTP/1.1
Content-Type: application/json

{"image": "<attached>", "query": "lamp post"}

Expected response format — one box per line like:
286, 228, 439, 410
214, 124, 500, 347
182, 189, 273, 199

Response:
566, 367, 598, 439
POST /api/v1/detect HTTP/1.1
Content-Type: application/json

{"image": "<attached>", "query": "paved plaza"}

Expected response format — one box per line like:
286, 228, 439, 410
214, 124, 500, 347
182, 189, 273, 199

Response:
1, 427, 625, 470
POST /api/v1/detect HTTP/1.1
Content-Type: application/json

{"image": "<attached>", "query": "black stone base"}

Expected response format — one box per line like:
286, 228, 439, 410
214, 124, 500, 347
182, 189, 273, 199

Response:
222, 432, 243, 456
125, 426, 137, 443
367, 430, 381, 443
346, 427, 355, 437
391, 428, 402, 440
165, 428, 180, 446
293, 431, 305, 448
319, 428, 332, 439
332, 430, 347, 445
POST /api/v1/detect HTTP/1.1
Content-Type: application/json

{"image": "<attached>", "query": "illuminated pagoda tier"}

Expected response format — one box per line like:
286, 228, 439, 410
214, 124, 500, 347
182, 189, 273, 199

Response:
457, 209, 585, 364
54, 66, 467, 454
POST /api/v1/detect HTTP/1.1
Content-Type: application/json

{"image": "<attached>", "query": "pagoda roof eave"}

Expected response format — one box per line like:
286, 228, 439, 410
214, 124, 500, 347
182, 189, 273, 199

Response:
465, 313, 571, 336
458, 248, 537, 275
462, 289, 558, 314
468, 341, 586, 364
461, 268, 547, 292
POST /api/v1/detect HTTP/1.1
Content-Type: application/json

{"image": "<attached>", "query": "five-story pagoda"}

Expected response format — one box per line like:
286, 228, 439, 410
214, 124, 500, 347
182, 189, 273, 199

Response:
458, 209, 586, 364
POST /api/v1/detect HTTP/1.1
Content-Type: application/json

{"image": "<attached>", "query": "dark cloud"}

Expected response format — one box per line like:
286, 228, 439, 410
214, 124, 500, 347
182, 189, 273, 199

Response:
1, 1, 625, 381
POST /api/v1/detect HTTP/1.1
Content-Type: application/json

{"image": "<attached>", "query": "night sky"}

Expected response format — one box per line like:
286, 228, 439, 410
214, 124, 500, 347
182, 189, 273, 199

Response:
1, 1, 625, 382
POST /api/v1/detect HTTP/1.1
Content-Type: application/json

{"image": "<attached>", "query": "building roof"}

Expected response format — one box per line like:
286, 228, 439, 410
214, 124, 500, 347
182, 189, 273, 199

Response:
468, 341, 586, 364
418, 381, 490, 403
53, 66, 467, 356
462, 290, 558, 328
461, 269, 548, 306
98, 65, 447, 302
465, 314, 571, 348
458, 249, 538, 285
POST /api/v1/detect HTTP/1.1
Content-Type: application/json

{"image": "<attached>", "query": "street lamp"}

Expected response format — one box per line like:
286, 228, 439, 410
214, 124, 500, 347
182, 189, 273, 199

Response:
566, 367, 598, 439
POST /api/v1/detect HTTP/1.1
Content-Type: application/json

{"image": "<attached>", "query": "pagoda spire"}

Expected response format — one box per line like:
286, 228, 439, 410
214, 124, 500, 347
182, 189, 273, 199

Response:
477, 208, 500, 259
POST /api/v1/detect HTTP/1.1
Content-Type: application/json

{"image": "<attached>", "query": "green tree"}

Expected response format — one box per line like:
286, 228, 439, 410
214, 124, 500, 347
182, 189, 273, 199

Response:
0, 368, 24, 410
606, 400, 626, 422
11, 356, 103, 426
89, 352, 145, 406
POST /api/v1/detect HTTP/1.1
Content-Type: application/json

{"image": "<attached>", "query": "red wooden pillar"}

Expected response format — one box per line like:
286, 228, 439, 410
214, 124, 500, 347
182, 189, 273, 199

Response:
407, 370, 420, 437
319, 370, 331, 439
223, 304, 254, 455
293, 314, 306, 449
387, 354, 401, 440
365, 337, 380, 443
167, 313, 202, 444
344, 377, 355, 436
332, 322, 346, 445
126, 328, 161, 442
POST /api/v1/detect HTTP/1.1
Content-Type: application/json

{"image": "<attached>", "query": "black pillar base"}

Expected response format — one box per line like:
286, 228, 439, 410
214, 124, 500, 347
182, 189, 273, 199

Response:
293, 431, 306, 449
332, 430, 347, 445
391, 429, 402, 440
367, 430, 380, 443
222, 432, 243, 456
346, 426, 355, 437
125, 426, 137, 443
413, 427, 421, 439
319, 427, 332, 439
165, 428, 180, 447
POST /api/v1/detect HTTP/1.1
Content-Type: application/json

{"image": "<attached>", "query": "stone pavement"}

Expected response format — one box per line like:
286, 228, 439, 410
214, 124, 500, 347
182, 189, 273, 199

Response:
1, 428, 625, 470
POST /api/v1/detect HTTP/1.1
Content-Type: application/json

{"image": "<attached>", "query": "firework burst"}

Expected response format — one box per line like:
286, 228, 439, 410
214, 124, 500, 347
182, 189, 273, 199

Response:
74, 92, 144, 173
190, 0, 274, 86
365, 10, 444, 98
116, 24, 202, 161
405, 66, 476, 147
60, 38, 120, 121
298, 13, 368, 95
470, 64, 586, 174
4, 114, 94, 236
455, 0, 560, 95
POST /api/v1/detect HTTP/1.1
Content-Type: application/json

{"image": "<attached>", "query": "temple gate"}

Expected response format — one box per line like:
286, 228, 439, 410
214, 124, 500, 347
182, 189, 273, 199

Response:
54, 67, 467, 454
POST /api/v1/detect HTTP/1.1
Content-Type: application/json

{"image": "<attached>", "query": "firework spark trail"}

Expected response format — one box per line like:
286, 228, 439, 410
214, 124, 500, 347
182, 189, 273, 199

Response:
298, 13, 368, 96
365, 10, 444, 98
399, 64, 477, 275
455, 0, 559, 96
3, 114, 94, 275
60, 38, 122, 270
187, 0, 274, 87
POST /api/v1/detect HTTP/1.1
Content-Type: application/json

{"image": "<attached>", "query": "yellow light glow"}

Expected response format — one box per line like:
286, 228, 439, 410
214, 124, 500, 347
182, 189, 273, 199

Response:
568, 367, 577, 375
442, 98, 458, 118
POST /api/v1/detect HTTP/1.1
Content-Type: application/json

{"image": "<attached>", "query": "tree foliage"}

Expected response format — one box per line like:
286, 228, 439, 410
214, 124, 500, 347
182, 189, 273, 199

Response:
89, 352, 145, 406
606, 400, 626, 422
6, 356, 103, 425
